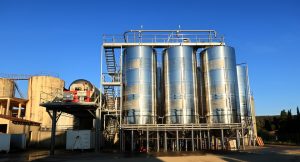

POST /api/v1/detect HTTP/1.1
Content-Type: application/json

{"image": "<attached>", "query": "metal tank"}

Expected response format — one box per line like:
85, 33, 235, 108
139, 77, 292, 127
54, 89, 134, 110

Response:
26, 76, 74, 129
197, 67, 206, 123
200, 46, 240, 124
157, 66, 163, 123
66, 79, 100, 103
236, 64, 251, 124
122, 46, 157, 124
0, 78, 15, 98
163, 46, 198, 124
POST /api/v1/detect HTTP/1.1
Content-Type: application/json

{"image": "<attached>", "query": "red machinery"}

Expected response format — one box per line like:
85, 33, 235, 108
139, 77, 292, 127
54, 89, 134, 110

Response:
63, 79, 99, 103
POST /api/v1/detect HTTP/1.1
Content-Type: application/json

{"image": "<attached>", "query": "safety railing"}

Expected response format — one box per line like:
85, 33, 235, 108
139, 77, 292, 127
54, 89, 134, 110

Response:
103, 30, 224, 44
121, 123, 243, 130
102, 73, 121, 83
40, 89, 63, 104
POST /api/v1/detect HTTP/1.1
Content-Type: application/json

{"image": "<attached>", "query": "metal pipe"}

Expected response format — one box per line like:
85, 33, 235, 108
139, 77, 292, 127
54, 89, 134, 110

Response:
120, 45, 123, 126
123, 30, 217, 42
118, 123, 242, 127
125, 30, 217, 35
96, 45, 104, 152
103, 114, 119, 130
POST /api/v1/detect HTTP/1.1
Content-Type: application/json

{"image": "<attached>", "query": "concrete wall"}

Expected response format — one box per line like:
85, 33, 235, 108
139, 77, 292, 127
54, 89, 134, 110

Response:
26, 76, 75, 129
34, 130, 66, 148
0, 118, 38, 146
8, 121, 39, 134
0, 78, 15, 98
0, 118, 67, 148
0, 118, 9, 133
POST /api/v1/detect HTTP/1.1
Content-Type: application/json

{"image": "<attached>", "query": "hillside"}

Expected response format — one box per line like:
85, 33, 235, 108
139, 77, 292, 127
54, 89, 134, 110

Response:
256, 108, 300, 145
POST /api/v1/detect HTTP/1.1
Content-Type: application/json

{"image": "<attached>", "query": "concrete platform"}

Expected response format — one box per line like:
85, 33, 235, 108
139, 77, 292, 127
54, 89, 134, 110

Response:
0, 145, 300, 162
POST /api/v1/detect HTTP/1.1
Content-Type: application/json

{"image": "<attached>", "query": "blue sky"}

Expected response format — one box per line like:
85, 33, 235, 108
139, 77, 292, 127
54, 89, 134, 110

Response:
0, 0, 299, 115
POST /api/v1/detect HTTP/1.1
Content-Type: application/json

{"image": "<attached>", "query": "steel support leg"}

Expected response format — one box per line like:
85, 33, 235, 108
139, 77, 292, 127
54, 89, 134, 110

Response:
196, 133, 199, 150
120, 129, 123, 152
241, 128, 245, 150
164, 131, 167, 152
176, 130, 179, 151
131, 130, 134, 152
146, 129, 149, 153
207, 130, 211, 150
191, 130, 194, 151
200, 131, 203, 150
95, 108, 101, 152
157, 131, 160, 152
123, 130, 125, 152
185, 139, 187, 151
214, 137, 217, 150
221, 129, 224, 150
236, 129, 240, 150
50, 109, 57, 155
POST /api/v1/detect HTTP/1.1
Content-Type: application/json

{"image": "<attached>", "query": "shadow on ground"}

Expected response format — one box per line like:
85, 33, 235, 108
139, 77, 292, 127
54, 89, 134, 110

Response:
1, 145, 300, 162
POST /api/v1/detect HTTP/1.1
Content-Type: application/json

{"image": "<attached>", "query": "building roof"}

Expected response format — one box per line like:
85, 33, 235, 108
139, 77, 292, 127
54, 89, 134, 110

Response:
0, 97, 28, 107
0, 114, 40, 126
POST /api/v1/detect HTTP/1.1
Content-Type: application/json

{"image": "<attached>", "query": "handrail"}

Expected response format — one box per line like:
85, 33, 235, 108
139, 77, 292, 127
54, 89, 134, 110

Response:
104, 33, 223, 44
40, 90, 63, 104
123, 29, 217, 42
120, 123, 243, 130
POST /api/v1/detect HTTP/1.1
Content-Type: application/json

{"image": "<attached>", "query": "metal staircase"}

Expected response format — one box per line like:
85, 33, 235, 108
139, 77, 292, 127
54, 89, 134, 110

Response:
104, 86, 115, 110
102, 48, 121, 111
105, 48, 116, 74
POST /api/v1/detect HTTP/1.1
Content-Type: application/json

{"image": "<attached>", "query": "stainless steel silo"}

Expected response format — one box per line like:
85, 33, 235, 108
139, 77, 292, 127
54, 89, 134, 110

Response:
237, 64, 251, 124
163, 46, 199, 124
201, 46, 240, 124
122, 46, 157, 124
157, 66, 163, 122
197, 67, 206, 123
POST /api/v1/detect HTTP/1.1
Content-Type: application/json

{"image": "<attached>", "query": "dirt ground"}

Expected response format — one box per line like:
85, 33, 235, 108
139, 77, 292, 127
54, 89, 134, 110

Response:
1, 144, 300, 162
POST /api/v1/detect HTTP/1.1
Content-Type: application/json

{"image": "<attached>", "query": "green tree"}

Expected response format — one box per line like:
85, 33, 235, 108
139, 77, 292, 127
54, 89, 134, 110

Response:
272, 117, 279, 130
280, 109, 287, 119
287, 109, 292, 120
264, 119, 272, 131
